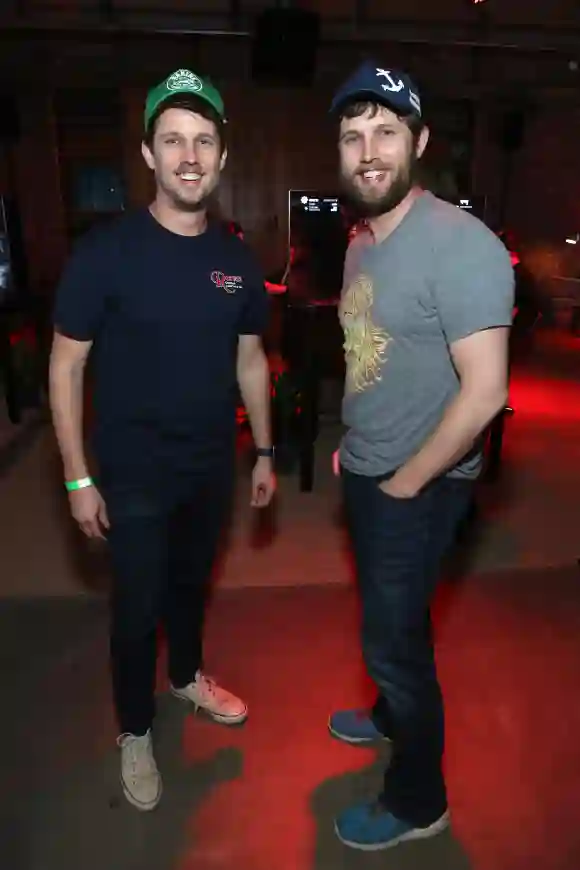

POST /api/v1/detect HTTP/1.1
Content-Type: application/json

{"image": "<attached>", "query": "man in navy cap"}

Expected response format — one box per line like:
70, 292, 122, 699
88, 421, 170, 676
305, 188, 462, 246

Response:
328, 61, 514, 849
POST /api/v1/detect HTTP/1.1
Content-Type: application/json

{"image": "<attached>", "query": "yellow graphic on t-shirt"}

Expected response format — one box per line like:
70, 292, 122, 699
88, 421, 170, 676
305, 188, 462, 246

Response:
339, 273, 391, 393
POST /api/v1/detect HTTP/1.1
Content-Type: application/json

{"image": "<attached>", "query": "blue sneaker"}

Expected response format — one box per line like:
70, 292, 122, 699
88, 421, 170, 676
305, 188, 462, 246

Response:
334, 801, 450, 851
328, 709, 390, 744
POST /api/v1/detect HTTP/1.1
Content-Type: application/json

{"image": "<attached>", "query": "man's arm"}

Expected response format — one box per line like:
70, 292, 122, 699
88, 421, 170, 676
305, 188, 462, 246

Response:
48, 331, 93, 481
236, 334, 272, 449
49, 228, 111, 536
387, 326, 509, 496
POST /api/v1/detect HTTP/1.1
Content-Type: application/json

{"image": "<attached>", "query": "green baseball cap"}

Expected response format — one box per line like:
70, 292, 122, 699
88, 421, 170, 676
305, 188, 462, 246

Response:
144, 68, 226, 131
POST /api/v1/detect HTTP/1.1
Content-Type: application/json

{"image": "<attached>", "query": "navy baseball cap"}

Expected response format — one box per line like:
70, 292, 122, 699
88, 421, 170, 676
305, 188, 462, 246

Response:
330, 60, 422, 118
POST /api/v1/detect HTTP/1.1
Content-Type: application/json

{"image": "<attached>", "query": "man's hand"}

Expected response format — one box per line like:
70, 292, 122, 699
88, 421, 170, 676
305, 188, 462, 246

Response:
378, 475, 419, 499
332, 450, 340, 477
69, 486, 110, 539
251, 457, 276, 508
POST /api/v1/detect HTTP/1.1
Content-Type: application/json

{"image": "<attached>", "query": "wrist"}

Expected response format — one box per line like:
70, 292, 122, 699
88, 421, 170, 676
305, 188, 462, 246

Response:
65, 476, 94, 493
63, 459, 90, 482
388, 469, 421, 497
255, 446, 274, 459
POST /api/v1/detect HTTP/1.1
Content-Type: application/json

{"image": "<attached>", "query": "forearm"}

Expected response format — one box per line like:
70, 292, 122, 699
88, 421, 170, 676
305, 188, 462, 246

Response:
48, 357, 89, 481
237, 350, 272, 448
393, 386, 508, 492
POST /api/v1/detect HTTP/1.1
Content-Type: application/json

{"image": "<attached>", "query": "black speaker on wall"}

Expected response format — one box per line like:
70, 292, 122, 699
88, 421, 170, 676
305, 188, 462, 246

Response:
251, 7, 320, 86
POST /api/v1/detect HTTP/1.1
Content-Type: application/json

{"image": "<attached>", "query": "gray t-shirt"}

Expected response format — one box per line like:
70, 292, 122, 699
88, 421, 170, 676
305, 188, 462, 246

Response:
338, 191, 514, 480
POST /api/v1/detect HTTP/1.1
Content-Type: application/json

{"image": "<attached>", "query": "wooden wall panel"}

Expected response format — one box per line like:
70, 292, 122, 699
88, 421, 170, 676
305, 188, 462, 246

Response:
506, 106, 580, 243
4, 33, 580, 291
0, 145, 13, 195
12, 92, 67, 289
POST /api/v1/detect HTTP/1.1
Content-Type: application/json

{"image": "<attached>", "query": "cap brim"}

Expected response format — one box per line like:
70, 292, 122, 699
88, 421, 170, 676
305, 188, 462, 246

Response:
330, 89, 414, 117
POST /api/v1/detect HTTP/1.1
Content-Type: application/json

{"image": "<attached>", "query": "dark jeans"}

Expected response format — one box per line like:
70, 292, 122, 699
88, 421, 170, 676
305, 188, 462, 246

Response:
342, 468, 473, 827
103, 469, 233, 736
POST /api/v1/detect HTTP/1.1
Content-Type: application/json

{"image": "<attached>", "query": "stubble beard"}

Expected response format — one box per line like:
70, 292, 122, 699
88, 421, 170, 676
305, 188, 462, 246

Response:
158, 171, 218, 214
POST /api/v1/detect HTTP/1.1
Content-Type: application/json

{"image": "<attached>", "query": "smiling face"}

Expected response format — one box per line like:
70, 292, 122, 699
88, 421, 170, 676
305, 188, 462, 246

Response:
338, 102, 428, 218
141, 106, 227, 213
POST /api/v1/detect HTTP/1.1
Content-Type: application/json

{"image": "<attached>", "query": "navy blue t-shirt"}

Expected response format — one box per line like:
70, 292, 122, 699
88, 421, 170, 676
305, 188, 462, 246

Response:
53, 209, 269, 482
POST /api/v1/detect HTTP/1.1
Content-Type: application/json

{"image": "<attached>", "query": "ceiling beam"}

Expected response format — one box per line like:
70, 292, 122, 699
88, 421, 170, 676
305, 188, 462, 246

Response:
1, 10, 580, 54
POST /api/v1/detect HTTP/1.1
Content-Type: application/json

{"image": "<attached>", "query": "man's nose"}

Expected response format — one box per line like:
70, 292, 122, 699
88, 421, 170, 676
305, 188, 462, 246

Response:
181, 142, 200, 164
360, 136, 376, 164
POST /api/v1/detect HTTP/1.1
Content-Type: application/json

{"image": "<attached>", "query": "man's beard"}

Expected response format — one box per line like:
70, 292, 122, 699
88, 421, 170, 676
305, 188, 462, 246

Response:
161, 182, 211, 213
340, 154, 417, 220
169, 192, 209, 213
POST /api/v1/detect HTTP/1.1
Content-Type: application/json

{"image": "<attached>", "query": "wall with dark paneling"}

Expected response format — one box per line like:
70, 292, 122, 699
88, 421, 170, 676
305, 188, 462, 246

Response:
1, 25, 580, 290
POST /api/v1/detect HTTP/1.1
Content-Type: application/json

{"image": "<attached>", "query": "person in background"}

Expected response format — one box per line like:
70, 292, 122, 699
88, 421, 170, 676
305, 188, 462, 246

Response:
497, 228, 541, 340
326, 60, 514, 851
225, 219, 244, 240
49, 69, 275, 812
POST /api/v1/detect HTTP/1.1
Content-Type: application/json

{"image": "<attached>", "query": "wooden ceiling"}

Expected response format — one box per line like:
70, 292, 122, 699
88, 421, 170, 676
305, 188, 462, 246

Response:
2, 0, 580, 43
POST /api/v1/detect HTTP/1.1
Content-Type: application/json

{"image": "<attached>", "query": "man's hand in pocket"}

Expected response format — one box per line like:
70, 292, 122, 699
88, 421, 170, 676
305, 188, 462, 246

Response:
378, 476, 419, 499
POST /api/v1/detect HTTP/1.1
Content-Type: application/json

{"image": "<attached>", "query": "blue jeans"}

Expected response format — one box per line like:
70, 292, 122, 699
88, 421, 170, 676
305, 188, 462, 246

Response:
342, 468, 473, 826
103, 468, 233, 736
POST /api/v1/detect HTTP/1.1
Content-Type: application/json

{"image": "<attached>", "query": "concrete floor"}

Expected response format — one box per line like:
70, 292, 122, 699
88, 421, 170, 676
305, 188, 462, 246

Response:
3, 572, 580, 870
1, 328, 580, 869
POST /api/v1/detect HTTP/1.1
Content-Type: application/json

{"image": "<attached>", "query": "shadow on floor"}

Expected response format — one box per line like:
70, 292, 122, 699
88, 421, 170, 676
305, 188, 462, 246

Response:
309, 749, 473, 870
22, 703, 243, 870
0, 594, 244, 870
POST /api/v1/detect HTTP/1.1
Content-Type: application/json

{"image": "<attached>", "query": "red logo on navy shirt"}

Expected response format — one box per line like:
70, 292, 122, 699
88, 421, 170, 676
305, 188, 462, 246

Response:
211, 270, 242, 294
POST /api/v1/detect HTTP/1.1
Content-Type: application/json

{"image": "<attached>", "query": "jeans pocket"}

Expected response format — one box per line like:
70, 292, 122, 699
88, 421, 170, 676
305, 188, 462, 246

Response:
375, 481, 418, 503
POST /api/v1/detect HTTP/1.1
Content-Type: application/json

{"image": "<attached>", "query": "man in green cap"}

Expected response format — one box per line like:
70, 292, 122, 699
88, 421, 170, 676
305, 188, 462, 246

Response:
49, 69, 276, 811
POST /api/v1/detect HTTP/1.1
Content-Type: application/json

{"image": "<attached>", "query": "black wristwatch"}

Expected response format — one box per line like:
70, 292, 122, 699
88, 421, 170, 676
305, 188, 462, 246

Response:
256, 446, 275, 459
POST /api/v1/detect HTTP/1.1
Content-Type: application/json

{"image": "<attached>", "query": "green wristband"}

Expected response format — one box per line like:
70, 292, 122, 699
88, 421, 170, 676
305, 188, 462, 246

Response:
65, 477, 94, 492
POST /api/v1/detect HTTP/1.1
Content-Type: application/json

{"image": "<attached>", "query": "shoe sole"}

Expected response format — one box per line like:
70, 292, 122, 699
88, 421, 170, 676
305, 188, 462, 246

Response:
120, 776, 162, 812
334, 811, 450, 851
328, 719, 392, 745
170, 687, 248, 726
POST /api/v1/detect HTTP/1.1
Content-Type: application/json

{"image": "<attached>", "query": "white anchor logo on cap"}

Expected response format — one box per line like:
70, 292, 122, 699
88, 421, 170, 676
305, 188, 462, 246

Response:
376, 68, 405, 93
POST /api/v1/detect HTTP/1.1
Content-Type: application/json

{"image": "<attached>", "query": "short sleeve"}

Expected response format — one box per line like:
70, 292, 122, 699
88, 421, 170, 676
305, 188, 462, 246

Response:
238, 249, 270, 336
432, 222, 515, 345
53, 233, 109, 341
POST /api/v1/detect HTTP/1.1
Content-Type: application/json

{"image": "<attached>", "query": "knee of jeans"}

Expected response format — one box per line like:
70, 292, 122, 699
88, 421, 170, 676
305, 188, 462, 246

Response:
361, 613, 435, 671
110, 588, 162, 644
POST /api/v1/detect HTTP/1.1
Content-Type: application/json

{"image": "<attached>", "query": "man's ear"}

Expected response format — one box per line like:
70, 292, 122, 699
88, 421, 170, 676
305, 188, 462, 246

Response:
220, 147, 228, 171
141, 140, 155, 171
416, 125, 430, 159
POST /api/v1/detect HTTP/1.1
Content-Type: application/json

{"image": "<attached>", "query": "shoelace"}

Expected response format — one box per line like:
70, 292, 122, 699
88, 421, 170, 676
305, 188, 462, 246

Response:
197, 674, 218, 698
118, 734, 154, 776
